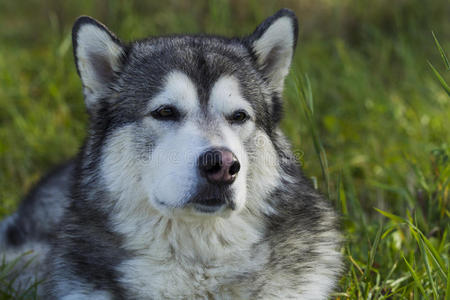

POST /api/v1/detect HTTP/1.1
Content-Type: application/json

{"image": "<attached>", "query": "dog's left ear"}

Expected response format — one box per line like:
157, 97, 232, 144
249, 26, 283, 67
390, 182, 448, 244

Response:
245, 9, 298, 93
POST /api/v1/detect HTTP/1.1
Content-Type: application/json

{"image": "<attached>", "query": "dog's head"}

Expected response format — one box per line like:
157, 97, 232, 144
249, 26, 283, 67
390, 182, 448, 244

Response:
72, 9, 298, 217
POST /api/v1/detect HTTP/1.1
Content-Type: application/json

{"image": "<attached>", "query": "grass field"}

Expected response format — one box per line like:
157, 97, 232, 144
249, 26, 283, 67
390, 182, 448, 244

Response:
0, 0, 449, 299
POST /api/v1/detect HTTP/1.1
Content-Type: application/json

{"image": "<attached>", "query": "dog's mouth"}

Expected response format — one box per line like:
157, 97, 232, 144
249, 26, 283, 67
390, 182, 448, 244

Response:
152, 184, 236, 215
188, 185, 235, 214
190, 197, 235, 214
191, 202, 226, 214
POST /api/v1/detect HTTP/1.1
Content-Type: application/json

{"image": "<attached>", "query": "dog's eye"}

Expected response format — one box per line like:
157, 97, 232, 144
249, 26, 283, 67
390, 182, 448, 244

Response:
228, 110, 249, 124
150, 105, 180, 121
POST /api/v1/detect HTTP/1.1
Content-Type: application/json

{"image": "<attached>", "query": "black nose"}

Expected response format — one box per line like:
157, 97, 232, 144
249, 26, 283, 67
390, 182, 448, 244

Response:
198, 148, 240, 185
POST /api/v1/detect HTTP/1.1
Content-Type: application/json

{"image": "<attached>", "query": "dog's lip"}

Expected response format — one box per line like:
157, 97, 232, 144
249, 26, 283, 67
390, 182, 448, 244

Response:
189, 196, 236, 213
191, 202, 227, 214
193, 197, 225, 206
153, 195, 235, 212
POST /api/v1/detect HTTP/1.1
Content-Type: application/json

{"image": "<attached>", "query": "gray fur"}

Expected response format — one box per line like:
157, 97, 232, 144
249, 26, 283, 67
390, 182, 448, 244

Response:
1, 9, 342, 299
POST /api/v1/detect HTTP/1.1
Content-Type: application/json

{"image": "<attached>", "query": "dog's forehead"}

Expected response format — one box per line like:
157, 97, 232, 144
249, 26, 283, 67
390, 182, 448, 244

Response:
112, 36, 269, 126
149, 70, 254, 117
130, 37, 247, 74
123, 36, 260, 98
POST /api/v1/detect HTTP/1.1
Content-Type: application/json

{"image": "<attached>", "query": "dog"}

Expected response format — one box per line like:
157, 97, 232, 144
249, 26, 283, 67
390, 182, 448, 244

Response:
0, 9, 342, 299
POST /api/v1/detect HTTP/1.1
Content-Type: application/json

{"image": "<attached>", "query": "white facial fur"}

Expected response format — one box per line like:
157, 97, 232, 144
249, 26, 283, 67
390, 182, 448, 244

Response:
207, 76, 255, 211
101, 71, 256, 217
208, 75, 254, 121
141, 71, 203, 213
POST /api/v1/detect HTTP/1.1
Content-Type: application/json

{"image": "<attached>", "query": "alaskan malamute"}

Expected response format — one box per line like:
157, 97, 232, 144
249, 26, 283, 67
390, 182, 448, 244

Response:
0, 9, 342, 299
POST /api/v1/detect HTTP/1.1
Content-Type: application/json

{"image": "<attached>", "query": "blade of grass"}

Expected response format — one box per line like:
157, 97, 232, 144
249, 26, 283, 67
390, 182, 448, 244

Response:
446, 262, 450, 300
304, 75, 314, 114
439, 228, 448, 252
403, 256, 429, 299
432, 31, 450, 70
364, 224, 383, 281
411, 228, 439, 299
408, 222, 447, 281
374, 208, 404, 223
381, 225, 397, 240
347, 245, 364, 298
337, 171, 348, 215
428, 62, 450, 96
294, 74, 330, 196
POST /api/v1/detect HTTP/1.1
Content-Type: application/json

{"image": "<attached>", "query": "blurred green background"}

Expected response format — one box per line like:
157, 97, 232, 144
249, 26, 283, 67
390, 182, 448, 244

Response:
0, 0, 449, 298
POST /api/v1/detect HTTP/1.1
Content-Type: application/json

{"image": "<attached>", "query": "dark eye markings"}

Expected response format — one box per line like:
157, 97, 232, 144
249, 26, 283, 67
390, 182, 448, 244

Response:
150, 106, 249, 124
227, 109, 250, 124
150, 105, 180, 121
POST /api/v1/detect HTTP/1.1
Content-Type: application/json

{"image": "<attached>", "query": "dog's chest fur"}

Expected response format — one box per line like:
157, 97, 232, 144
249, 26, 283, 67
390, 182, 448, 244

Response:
113, 209, 268, 299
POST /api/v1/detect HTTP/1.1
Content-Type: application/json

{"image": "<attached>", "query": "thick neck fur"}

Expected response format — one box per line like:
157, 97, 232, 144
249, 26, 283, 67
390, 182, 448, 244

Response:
111, 200, 264, 264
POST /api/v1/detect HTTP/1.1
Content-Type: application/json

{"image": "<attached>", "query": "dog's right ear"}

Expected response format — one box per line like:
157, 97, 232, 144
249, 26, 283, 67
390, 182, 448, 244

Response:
72, 16, 126, 111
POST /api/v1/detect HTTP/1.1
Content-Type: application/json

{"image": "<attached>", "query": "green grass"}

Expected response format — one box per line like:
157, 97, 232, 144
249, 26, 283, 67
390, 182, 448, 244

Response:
0, 0, 449, 298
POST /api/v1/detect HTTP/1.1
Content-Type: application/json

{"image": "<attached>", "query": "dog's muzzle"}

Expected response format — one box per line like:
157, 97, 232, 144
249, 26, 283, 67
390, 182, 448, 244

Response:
190, 147, 240, 213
